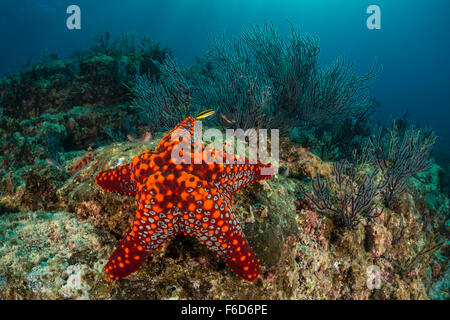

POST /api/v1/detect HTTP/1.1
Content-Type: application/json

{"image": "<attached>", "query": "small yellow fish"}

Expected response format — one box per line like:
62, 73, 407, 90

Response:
196, 109, 215, 120
440, 289, 449, 295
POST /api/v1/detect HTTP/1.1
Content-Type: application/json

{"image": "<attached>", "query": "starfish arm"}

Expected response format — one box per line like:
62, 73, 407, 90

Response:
192, 207, 261, 281
104, 205, 176, 279
180, 176, 261, 281
157, 117, 197, 153
95, 163, 138, 195
206, 151, 274, 199
217, 161, 273, 196
105, 168, 189, 279
214, 224, 261, 281
104, 226, 149, 279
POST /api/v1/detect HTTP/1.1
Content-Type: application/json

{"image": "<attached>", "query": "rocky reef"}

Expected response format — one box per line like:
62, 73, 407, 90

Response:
0, 134, 448, 299
0, 30, 448, 300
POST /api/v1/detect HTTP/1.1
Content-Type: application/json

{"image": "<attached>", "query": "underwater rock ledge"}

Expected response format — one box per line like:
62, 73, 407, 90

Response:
0, 134, 448, 299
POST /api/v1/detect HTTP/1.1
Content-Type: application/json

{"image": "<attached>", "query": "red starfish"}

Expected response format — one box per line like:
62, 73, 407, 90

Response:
95, 117, 274, 281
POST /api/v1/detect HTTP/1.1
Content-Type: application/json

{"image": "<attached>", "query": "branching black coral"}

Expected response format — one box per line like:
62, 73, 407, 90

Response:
370, 121, 436, 207
193, 21, 380, 133
190, 31, 272, 130
133, 56, 193, 130
191, 60, 272, 131
299, 160, 382, 229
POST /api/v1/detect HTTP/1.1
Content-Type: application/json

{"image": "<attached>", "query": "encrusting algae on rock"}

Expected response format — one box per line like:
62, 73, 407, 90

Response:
1, 130, 448, 299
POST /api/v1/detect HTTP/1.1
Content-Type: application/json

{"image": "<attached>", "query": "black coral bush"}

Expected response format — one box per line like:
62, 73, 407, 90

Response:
370, 121, 436, 207
299, 159, 382, 229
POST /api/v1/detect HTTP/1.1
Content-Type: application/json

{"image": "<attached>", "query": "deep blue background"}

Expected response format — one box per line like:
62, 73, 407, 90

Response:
0, 0, 449, 148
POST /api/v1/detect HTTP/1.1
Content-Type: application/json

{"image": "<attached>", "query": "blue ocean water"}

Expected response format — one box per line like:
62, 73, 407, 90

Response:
0, 0, 449, 147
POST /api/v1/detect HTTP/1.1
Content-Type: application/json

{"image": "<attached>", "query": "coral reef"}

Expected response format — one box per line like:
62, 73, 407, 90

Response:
0, 211, 115, 299
1, 134, 447, 299
0, 25, 447, 300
